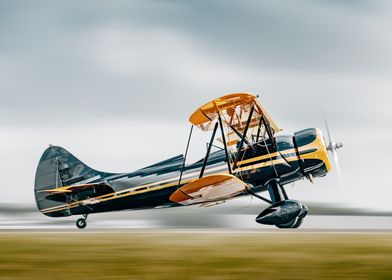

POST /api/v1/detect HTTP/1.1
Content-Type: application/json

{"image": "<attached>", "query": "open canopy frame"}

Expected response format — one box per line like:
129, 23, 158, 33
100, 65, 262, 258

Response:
178, 93, 282, 184
175, 92, 283, 204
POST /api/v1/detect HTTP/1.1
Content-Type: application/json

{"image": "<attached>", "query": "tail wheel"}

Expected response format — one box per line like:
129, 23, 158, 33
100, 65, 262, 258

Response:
76, 218, 87, 229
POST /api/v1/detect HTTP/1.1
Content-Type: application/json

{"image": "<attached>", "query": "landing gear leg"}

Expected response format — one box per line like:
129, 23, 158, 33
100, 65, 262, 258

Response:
254, 181, 308, 229
76, 214, 88, 229
268, 180, 284, 204
268, 181, 299, 229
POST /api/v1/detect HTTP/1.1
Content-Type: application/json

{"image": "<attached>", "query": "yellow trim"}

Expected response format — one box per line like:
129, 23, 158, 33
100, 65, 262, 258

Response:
236, 148, 296, 167
236, 156, 298, 173
39, 187, 72, 194
299, 128, 332, 172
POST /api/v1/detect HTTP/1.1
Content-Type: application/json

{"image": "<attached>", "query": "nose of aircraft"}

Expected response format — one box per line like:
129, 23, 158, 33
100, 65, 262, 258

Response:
317, 129, 333, 173
294, 128, 332, 176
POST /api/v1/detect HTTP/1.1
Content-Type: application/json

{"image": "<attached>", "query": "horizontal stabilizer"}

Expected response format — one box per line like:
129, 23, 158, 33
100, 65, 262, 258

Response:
38, 183, 113, 195
169, 174, 249, 206
39, 183, 114, 204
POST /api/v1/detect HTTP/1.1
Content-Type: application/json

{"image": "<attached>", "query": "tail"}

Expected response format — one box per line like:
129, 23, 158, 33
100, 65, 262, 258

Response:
34, 146, 114, 217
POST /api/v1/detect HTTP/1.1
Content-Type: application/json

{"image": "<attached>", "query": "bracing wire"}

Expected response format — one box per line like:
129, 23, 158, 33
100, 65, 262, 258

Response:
178, 125, 193, 187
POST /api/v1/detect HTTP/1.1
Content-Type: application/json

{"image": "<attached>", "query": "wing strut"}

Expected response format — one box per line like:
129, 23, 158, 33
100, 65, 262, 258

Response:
233, 105, 255, 170
261, 114, 276, 148
230, 125, 254, 149
255, 116, 263, 143
218, 114, 232, 174
247, 188, 273, 204
199, 122, 219, 178
178, 125, 194, 186
260, 120, 279, 178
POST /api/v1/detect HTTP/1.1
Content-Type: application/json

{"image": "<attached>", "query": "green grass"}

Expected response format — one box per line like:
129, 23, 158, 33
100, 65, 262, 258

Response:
1, 232, 392, 280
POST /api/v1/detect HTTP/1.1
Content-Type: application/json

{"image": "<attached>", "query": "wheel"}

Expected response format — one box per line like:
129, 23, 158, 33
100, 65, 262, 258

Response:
275, 217, 298, 229
293, 218, 304, 228
276, 217, 305, 229
298, 204, 308, 219
76, 218, 87, 229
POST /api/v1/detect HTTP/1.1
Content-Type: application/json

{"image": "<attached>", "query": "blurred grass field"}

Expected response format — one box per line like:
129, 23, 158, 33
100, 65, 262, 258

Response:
1, 232, 392, 280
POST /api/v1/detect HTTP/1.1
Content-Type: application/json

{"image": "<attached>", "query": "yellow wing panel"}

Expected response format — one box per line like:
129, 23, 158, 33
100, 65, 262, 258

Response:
189, 92, 281, 133
169, 174, 249, 206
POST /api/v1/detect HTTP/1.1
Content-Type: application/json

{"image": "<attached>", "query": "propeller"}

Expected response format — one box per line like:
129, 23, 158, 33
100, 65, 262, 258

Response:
323, 116, 344, 186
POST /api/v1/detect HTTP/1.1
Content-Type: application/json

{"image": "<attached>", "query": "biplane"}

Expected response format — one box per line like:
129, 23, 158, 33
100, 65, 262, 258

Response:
34, 93, 342, 229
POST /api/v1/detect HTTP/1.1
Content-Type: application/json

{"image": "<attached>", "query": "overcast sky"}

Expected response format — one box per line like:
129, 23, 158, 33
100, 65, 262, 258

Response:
1, 1, 391, 210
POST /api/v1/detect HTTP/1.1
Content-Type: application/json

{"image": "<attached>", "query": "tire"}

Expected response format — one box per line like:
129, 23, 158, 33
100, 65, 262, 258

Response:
293, 218, 304, 228
298, 204, 309, 219
275, 217, 298, 229
76, 218, 87, 229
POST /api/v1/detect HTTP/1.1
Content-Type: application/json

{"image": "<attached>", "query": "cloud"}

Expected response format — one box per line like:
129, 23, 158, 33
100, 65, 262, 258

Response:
1, 0, 391, 126
125, 1, 392, 75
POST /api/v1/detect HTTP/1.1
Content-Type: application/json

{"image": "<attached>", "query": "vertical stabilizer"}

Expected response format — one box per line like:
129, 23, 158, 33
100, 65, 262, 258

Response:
34, 146, 115, 217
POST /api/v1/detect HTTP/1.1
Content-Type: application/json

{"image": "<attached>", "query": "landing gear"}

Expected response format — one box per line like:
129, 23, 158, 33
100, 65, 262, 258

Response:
76, 214, 88, 229
276, 217, 300, 229
276, 216, 304, 229
292, 218, 304, 229
250, 181, 308, 229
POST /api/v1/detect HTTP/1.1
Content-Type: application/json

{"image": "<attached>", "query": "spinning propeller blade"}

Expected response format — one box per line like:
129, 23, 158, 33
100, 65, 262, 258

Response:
324, 115, 334, 143
323, 115, 344, 187
331, 148, 344, 187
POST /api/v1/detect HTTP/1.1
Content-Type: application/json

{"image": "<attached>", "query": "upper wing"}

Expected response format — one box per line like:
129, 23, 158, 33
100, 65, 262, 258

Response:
189, 93, 281, 134
169, 174, 249, 206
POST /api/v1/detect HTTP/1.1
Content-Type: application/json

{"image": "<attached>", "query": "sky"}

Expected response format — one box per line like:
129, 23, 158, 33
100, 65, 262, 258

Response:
0, 0, 391, 210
